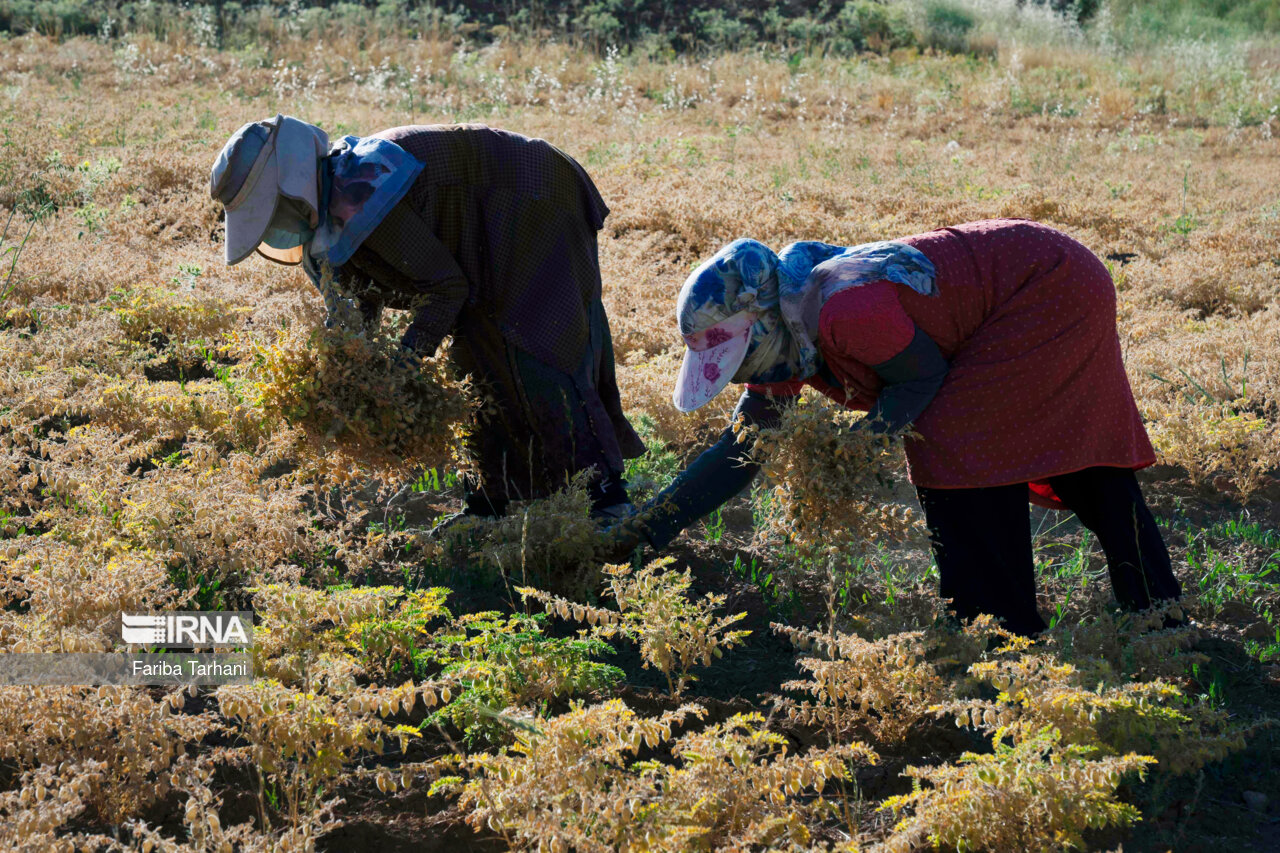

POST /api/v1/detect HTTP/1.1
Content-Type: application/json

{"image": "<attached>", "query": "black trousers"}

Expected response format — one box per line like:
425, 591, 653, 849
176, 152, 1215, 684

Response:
915, 467, 1182, 636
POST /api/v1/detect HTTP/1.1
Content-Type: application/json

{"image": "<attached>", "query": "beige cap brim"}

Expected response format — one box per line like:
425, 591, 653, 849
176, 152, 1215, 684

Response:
256, 244, 304, 265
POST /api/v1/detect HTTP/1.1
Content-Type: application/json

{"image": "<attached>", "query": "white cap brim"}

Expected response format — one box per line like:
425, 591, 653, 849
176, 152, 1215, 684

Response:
672, 325, 751, 412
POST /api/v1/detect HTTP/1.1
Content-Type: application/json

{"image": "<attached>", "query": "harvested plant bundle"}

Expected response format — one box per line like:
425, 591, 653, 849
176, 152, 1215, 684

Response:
745, 394, 923, 556
478, 476, 602, 576
423, 472, 606, 596
240, 321, 478, 481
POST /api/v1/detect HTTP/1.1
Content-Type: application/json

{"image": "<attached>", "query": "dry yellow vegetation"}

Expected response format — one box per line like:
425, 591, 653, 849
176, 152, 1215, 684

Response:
1, 13, 1279, 853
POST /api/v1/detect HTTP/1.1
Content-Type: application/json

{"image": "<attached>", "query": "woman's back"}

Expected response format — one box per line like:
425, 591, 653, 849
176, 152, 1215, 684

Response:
373, 123, 609, 229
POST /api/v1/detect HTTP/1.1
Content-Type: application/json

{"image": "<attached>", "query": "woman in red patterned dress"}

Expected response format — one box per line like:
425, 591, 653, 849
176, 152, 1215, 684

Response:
607, 219, 1181, 635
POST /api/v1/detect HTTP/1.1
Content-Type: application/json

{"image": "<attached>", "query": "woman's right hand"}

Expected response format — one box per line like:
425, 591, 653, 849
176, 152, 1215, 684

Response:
596, 515, 649, 564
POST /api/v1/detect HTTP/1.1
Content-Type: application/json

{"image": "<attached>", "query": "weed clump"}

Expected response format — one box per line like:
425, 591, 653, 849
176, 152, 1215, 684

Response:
113, 281, 248, 357
251, 583, 452, 689
456, 700, 873, 852
880, 728, 1155, 853
772, 622, 950, 743
1144, 395, 1277, 501
426, 612, 624, 744
933, 611, 1250, 777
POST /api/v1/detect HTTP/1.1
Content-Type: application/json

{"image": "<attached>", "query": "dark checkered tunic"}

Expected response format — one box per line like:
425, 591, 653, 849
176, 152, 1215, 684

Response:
337, 124, 643, 507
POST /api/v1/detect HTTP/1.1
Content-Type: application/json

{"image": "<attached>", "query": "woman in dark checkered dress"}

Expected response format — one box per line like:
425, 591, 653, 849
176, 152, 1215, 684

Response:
211, 118, 642, 521
338, 124, 645, 519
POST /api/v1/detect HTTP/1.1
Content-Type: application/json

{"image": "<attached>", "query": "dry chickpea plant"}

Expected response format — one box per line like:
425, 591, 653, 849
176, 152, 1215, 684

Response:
1, 1, 1279, 850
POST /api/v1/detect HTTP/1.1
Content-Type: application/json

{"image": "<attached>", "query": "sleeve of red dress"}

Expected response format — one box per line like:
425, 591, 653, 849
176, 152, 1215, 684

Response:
818, 281, 916, 367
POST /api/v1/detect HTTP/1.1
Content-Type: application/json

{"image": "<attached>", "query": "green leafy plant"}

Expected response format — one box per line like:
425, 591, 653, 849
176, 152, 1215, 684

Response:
520, 557, 750, 698
423, 611, 624, 744
880, 727, 1155, 853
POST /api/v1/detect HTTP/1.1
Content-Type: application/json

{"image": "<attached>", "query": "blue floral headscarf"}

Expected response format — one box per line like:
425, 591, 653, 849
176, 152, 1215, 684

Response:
300, 134, 423, 315
677, 237, 938, 385
309, 135, 423, 267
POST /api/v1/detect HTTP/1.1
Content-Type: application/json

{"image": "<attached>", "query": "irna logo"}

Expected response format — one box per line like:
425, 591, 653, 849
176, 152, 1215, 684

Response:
120, 612, 252, 648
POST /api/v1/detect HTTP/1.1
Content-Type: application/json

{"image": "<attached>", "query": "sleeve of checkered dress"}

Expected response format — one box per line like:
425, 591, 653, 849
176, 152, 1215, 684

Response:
356, 199, 470, 356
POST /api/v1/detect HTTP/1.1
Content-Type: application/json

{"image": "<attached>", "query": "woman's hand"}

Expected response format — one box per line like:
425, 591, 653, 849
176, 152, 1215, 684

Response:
594, 388, 781, 558
596, 516, 649, 564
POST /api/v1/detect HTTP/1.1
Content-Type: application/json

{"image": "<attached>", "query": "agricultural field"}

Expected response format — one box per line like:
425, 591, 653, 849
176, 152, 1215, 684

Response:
1, 1, 1279, 850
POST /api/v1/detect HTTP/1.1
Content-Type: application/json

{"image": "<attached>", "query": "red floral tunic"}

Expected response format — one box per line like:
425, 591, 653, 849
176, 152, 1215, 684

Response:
747, 219, 1155, 509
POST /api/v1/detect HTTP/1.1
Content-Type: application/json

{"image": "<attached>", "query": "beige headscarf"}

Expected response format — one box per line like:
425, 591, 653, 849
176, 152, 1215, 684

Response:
209, 114, 329, 265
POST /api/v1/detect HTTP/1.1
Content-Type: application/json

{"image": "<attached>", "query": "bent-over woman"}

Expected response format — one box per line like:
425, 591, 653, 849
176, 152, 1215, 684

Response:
210, 115, 644, 522
608, 219, 1181, 635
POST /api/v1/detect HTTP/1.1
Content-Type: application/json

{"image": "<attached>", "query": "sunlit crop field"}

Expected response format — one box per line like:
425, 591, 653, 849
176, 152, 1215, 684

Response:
1, 8, 1279, 851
